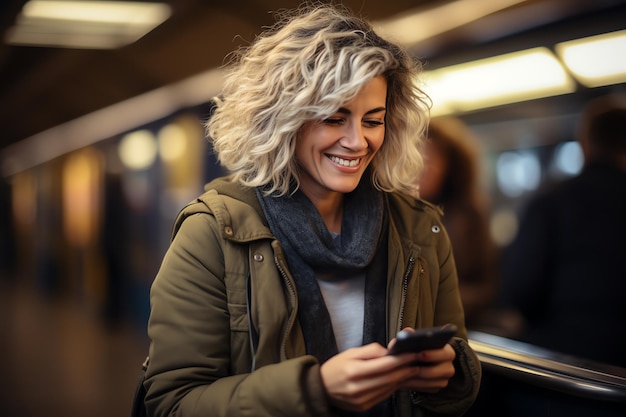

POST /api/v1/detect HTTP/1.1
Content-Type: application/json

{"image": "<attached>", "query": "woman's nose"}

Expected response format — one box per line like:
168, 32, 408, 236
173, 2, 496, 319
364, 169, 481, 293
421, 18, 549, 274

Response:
340, 122, 367, 150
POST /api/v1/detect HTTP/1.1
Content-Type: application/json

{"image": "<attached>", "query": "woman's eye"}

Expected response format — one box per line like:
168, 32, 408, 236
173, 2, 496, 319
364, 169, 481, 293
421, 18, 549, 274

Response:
364, 120, 384, 127
323, 118, 345, 125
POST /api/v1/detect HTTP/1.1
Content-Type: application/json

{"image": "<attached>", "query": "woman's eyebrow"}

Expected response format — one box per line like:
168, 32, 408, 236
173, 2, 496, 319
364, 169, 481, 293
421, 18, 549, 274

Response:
335, 106, 387, 115
366, 106, 387, 115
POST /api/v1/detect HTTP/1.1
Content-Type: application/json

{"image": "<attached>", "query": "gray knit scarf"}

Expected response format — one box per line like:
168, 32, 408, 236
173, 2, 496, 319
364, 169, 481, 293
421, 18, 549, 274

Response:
256, 177, 387, 360
256, 177, 391, 416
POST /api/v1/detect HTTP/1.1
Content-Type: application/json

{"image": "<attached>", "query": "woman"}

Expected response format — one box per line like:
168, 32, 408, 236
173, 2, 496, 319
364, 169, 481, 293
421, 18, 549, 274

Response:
144, 4, 481, 417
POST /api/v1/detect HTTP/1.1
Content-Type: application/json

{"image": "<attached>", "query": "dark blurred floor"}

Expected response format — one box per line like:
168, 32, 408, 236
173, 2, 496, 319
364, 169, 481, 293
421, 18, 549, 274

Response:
0, 278, 149, 417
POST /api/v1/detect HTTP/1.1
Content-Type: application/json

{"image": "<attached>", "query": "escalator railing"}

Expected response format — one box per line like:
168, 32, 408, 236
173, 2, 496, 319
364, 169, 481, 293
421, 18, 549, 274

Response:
468, 330, 626, 403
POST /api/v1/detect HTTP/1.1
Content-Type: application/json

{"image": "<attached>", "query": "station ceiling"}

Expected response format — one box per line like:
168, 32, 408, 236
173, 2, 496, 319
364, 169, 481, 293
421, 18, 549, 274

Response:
0, 0, 624, 157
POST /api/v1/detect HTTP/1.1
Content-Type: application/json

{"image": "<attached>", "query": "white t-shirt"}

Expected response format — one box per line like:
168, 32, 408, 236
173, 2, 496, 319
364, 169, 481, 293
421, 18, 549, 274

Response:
317, 270, 366, 352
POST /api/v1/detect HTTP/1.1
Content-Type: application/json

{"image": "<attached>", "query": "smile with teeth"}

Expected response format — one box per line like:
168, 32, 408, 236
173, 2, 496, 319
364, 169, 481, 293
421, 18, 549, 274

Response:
328, 155, 361, 167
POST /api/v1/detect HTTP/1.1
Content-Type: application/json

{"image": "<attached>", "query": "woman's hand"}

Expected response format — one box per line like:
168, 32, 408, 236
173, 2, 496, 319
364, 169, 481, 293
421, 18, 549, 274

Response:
320, 342, 422, 412
320, 329, 457, 412
396, 343, 456, 393
389, 327, 456, 394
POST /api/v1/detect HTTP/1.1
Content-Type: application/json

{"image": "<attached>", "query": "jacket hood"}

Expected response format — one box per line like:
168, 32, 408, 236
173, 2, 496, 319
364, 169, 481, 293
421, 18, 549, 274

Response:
204, 177, 265, 219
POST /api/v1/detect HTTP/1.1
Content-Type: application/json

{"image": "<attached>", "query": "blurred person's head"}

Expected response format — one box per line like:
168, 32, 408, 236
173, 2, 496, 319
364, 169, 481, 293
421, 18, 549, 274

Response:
418, 116, 483, 206
578, 94, 626, 169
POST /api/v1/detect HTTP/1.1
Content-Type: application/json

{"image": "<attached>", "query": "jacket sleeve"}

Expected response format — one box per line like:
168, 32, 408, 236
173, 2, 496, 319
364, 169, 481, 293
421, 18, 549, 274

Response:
413, 217, 482, 416
144, 213, 330, 417
415, 337, 482, 416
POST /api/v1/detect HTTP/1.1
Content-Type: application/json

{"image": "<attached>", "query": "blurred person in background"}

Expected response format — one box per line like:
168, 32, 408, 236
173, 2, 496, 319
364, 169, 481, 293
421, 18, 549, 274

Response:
142, 4, 481, 417
501, 94, 626, 368
418, 116, 500, 330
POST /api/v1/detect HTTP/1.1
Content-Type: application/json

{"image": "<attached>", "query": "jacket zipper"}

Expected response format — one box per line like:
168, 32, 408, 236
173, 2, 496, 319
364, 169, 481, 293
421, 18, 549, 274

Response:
394, 255, 423, 413
274, 253, 297, 358
398, 255, 416, 331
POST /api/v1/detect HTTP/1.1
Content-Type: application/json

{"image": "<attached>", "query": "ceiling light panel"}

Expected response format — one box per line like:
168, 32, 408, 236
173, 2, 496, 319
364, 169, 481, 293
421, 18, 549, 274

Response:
556, 30, 626, 88
373, 0, 529, 46
423, 47, 576, 115
5, 1, 171, 49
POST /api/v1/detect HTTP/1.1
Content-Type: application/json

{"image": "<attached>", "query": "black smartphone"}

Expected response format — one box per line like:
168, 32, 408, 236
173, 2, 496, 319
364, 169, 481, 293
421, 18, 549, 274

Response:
388, 324, 457, 355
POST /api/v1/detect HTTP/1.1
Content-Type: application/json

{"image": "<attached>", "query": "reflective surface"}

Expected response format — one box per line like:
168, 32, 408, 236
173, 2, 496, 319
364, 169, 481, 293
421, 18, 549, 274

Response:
467, 330, 626, 416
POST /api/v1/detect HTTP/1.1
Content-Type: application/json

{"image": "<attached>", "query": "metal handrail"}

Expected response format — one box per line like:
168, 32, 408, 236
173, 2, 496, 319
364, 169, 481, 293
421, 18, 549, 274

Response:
468, 331, 626, 403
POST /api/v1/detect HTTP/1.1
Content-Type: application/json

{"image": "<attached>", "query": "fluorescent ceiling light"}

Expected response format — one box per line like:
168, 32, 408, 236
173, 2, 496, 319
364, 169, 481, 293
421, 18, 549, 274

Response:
423, 47, 576, 115
556, 30, 626, 88
0, 67, 226, 177
5, 1, 171, 49
373, 0, 528, 46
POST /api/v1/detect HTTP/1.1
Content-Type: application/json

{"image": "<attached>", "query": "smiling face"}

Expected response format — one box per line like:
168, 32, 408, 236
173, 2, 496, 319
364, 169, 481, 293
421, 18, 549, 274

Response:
295, 75, 387, 205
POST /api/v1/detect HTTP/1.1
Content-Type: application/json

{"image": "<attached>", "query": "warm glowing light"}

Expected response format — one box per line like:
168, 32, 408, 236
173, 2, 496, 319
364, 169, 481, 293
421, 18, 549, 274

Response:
62, 148, 102, 247
5, 1, 171, 48
118, 130, 158, 170
556, 30, 626, 87
424, 47, 575, 115
158, 124, 188, 162
22, 1, 169, 24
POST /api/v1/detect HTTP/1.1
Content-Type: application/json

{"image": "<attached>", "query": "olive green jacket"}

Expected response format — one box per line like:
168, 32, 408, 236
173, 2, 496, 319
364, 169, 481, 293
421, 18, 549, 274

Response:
144, 177, 481, 417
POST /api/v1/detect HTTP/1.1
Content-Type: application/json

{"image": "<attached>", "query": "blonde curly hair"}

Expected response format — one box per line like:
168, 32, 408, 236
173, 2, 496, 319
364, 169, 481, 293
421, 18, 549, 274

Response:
207, 3, 431, 196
